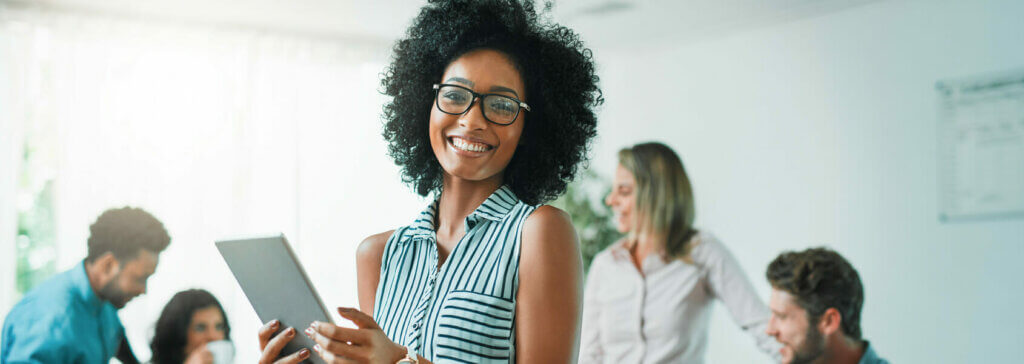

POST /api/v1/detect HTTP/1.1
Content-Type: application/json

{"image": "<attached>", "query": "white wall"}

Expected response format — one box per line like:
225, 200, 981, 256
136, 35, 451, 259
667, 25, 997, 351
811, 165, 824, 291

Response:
587, 0, 1024, 362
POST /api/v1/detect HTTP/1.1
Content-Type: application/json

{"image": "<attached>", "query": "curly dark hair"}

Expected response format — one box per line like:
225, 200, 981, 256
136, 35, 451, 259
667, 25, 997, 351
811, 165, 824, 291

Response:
381, 0, 602, 205
86, 206, 170, 263
766, 247, 864, 340
150, 289, 231, 364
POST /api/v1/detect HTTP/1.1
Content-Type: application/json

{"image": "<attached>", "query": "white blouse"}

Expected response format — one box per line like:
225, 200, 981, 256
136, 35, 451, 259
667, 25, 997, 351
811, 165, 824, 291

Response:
579, 232, 781, 363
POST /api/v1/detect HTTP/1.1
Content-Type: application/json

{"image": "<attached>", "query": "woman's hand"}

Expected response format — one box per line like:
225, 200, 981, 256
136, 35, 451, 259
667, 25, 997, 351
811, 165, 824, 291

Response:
304, 307, 407, 364
183, 345, 213, 364
257, 319, 312, 364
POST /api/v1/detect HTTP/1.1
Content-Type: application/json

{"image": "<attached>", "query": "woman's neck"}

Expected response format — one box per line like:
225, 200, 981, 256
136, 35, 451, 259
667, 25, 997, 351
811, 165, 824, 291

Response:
629, 231, 664, 265
435, 174, 503, 240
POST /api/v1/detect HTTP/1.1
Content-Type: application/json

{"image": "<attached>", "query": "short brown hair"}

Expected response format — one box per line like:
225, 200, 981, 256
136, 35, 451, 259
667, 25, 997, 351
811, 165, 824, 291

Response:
86, 207, 170, 263
766, 247, 864, 340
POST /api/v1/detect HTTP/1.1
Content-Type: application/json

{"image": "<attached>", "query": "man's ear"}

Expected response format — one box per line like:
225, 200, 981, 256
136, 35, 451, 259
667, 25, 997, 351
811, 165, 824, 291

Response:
818, 307, 843, 336
93, 252, 122, 282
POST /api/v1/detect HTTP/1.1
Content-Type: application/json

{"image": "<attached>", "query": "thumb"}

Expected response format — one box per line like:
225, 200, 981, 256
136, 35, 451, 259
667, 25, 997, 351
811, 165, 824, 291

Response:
337, 307, 379, 329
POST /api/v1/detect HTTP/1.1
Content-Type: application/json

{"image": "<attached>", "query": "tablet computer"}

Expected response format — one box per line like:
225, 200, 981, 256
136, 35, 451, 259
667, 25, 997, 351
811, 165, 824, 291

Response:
216, 234, 331, 364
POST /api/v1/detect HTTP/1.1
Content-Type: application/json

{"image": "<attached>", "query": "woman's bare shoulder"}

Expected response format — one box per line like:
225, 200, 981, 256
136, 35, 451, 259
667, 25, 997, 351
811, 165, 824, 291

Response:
521, 205, 578, 264
357, 230, 395, 263
524, 205, 573, 232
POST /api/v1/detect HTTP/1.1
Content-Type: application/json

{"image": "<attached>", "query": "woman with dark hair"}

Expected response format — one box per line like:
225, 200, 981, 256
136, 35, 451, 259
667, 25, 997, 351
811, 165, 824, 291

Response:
579, 142, 781, 363
257, 0, 601, 363
151, 289, 231, 364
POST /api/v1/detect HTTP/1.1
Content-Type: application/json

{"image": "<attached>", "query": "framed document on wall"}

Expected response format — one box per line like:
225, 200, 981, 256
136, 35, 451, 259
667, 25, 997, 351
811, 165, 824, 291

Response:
936, 70, 1024, 221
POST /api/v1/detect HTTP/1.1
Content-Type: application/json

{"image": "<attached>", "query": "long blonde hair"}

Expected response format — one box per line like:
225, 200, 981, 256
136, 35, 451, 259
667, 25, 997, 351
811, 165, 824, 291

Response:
618, 142, 697, 261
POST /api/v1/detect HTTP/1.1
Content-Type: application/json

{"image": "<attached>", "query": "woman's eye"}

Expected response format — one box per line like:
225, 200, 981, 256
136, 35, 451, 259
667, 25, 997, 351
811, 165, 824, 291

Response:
195, 324, 206, 332
443, 91, 468, 103
489, 99, 515, 112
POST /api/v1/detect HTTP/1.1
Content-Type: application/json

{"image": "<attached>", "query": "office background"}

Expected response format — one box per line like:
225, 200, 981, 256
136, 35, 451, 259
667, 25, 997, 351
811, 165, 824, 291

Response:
2, 0, 1023, 362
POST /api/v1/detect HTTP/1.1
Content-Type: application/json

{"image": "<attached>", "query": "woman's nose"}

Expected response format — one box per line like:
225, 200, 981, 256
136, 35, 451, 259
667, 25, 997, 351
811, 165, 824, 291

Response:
206, 331, 224, 342
458, 97, 489, 130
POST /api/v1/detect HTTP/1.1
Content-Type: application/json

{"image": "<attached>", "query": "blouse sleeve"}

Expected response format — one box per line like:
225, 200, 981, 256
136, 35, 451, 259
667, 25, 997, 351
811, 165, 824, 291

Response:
578, 253, 606, 363
694, 234, 783, 362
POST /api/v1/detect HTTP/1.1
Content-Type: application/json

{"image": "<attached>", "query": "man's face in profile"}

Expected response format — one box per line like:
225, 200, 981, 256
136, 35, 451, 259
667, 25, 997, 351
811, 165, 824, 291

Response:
766, 289, 825, 364
99, 249, 159, 309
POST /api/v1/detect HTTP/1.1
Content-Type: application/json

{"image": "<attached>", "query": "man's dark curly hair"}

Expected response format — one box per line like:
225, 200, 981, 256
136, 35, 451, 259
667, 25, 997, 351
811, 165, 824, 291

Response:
86, 206, 170, 263
381, 0, 602, 205
150, 289, 231, 364
766, 247, 864, 340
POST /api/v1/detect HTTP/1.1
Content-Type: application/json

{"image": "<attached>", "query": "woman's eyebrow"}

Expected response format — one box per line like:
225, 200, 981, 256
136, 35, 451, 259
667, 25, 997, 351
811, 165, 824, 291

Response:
444, 77, 520, 98
489, 85, 520, 98
445, 77, 474, 87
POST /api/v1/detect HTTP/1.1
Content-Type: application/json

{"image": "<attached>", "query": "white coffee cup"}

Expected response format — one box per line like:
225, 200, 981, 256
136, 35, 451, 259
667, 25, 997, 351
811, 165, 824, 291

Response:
206, 340, 235, 364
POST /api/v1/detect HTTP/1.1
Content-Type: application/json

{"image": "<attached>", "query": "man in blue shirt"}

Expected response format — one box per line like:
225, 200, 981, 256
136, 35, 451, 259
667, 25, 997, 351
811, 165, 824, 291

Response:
2, 207, 171, 364
764, 247, 890, 364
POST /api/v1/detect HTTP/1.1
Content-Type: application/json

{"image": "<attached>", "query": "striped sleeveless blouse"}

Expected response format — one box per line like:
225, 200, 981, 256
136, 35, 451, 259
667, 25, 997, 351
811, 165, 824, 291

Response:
373, 185, 536, 363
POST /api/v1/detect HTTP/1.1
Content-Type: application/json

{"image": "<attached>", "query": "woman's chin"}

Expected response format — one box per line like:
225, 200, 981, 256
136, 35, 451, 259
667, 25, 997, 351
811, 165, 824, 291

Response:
441, 164, 504, 184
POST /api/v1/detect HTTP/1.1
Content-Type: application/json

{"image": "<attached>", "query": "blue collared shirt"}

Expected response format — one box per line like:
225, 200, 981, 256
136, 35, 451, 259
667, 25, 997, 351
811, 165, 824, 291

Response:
1, 261, 125, 364
859, 341, 890, 364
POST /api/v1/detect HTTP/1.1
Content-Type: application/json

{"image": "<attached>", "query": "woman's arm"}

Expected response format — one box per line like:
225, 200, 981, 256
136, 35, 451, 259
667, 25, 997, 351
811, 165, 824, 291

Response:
356, 230, 393, 315
698, 236, 783, 361
516, 205, 583, 363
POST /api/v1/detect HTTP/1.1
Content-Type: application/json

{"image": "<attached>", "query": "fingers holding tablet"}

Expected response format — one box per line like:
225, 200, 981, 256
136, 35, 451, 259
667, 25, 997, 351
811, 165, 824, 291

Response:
257, 321, 310, 364
301, 307, 407, 363
217, 234, 334, 363
257, 319, 280, 351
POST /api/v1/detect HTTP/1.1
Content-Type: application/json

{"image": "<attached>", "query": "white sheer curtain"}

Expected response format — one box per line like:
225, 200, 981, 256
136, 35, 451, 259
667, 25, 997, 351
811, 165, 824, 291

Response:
0, 19, 23, 321
0, 6, 425, 363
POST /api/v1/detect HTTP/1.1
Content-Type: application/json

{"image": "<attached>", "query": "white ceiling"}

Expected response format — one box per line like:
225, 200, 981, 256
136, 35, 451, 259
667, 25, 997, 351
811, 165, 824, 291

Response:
555, 0, 881, 46
5, 0, 881, 47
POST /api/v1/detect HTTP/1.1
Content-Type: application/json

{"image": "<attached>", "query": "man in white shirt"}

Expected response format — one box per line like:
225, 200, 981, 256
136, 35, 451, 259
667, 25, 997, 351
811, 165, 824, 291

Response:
764, 247, 889, 364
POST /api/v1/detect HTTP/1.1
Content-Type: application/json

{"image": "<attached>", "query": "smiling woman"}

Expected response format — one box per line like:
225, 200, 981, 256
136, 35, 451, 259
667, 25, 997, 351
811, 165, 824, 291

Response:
428, 49, 529, 190
580, 142, 782, 363
254, 1, 603, 363
379, 0, 602, 205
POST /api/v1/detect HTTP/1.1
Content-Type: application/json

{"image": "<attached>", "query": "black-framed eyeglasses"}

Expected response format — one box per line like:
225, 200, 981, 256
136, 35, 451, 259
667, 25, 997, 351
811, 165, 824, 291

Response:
433, 83, 531, 125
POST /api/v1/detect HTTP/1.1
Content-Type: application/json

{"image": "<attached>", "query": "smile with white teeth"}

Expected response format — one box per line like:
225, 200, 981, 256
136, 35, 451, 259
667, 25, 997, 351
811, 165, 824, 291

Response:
450, 136, 493, 153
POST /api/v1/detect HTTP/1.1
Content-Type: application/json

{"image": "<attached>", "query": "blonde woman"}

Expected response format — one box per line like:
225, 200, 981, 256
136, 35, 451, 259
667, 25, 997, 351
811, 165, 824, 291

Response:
579, 142, 781, 363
